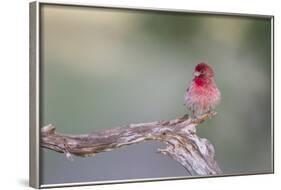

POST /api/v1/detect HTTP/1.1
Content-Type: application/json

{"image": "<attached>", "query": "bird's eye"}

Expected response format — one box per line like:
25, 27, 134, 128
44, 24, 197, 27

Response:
201, 70, 205, 74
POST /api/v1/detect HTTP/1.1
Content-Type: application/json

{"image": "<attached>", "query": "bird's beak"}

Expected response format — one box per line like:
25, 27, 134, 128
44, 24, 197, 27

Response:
193, 71, 200, 77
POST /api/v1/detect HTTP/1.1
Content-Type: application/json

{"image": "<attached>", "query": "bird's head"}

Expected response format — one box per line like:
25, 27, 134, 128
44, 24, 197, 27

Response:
192, 63, 215, 86
193, 62, 214, 79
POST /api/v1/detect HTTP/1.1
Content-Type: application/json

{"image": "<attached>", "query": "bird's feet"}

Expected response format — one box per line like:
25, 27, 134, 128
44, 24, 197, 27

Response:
207, 110, 217, 119
190, 114, 199, 121
190, 111, 216, 123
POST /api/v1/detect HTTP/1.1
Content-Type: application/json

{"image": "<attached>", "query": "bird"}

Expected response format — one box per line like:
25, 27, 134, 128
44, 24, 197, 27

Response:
184, 62, 221, 118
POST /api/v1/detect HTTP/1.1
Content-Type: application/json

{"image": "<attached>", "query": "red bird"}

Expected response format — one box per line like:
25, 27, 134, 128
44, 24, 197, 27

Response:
184, 63, 221, 118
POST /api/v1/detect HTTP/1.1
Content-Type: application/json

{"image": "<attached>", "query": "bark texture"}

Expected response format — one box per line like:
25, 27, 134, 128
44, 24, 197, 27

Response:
41, 112, 222, 175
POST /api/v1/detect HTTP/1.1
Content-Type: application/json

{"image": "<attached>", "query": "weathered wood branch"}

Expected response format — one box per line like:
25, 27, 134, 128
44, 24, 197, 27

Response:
41, 112, 222, 175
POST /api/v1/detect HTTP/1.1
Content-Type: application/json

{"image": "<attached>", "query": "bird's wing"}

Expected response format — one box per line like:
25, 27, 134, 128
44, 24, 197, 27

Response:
183, 87, 189, 105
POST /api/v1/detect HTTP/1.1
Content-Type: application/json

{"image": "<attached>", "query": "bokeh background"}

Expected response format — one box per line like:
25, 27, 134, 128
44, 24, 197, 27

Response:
40, 4, 272, 185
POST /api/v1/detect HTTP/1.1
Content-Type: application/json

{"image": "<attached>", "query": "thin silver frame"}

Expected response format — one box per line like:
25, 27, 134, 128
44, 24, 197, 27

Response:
29, 1, 274, 188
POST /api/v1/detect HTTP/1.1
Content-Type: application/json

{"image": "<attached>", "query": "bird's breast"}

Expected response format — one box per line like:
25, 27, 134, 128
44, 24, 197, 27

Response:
185, 82, 221, 108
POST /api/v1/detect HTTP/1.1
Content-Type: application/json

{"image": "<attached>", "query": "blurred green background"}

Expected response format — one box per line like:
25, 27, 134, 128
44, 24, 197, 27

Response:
40, 4, 272, 185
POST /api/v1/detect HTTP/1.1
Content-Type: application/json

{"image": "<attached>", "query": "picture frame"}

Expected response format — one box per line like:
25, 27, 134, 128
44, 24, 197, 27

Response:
30, 1, 274, 188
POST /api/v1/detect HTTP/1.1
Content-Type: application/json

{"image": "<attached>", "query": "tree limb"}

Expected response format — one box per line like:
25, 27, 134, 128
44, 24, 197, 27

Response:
41, 112, 222, 175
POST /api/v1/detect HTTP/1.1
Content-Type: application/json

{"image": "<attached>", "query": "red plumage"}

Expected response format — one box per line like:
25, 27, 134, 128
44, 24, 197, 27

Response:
184, 63, 221, 117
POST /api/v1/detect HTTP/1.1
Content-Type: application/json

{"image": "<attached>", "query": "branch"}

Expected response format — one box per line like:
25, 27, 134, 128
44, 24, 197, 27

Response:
41, 112, 222, 175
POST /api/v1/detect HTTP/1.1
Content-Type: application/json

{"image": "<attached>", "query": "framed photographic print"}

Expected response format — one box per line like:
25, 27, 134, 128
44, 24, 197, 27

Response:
29, 1, 274, 188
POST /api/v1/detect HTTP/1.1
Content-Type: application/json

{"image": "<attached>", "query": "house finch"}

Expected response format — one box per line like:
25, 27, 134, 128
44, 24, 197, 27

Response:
184, 63, 221, 118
